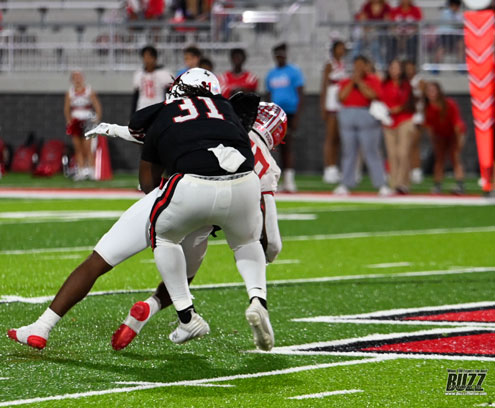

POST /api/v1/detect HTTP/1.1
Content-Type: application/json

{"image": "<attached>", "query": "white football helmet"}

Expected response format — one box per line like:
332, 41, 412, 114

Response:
169, 68, 222, 97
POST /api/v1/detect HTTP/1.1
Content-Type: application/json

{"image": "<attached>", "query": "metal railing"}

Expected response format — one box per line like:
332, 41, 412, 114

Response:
0, 17, 466, 75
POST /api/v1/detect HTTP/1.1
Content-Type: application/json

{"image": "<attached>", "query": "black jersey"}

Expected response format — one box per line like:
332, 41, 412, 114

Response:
133, 95, 254, 176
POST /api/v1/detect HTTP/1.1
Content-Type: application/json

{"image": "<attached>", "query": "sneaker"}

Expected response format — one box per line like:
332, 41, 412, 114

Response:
395, 186, 409, 195
7, 323, 49, 350
410, 168, 423, 184
323, 166, 340, 184
333, 184, 350, 196
245, 298, 275, 351
112, 301, 151, 351
169, 311, 210, 344
378, 185, 394, 197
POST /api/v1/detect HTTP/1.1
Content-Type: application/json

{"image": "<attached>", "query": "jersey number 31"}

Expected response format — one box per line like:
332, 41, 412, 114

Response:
173, 97, 225, 123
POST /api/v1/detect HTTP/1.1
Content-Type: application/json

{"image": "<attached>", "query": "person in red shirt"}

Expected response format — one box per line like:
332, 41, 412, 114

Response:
424, 81, 465, 194
334, 56, 391, 196
218, 48, 258, 99
390, 0, 422, 63
381, 60, 416, 194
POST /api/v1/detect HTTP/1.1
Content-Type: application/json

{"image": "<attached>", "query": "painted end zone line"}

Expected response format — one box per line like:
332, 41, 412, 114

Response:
0, 357, 388, 407
1, 266, 494, 304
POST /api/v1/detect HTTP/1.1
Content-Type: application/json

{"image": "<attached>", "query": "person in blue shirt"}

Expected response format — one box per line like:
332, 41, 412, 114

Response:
265, 43, 304, 192
177, 45, 202, 77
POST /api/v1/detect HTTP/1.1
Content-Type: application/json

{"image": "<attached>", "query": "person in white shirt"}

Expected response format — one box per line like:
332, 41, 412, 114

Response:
132, 45, 173, 114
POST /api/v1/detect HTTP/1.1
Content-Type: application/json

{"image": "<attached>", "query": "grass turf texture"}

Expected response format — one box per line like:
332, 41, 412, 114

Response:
1, 197, 495, 407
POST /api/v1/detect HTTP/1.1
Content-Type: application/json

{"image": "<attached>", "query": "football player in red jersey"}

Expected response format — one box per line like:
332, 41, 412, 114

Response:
8, 94, 287, 352
219, 48, 258, 99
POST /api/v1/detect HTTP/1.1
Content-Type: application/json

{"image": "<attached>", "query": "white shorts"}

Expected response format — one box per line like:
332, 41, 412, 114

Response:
151, 172, 262, 251
94, 186, 212, 270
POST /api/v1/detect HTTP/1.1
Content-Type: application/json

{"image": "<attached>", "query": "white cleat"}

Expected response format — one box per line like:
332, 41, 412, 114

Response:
169, 311, 210, 344
245, 298, 274, 351
323, 166, 341, 184
378, 185, 394, 197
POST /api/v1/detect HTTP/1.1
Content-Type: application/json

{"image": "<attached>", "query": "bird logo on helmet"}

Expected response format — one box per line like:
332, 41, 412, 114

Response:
253, 102, 288, 150
168, 68, 222, 99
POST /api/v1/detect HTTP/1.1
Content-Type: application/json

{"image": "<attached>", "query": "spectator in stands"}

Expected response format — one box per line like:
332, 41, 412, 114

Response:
265, 43, 305, 193
199, 56, 214, 72
381, 60, 415, 194
177, 45, 202, 76
132, 45, 173, 114
435, 0, 464, 67
64, 71, 102, 181
404, 60, 426, 184
390, 0, 422, 63
127, 0, 165, 21
354, 0, 393, 70
218, 48, 258, 99
334, 56, 391, 196
320, 40, 348, 184
424, 81, 465, 194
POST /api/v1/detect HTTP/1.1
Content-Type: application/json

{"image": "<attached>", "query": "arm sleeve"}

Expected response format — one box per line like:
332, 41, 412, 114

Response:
129, 102, 164, 134
263, 194, 282, 263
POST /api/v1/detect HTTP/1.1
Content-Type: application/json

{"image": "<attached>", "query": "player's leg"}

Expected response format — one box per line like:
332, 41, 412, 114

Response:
150, 175, 210, 344
71, 135, 85, 180
112, 226, 211, 350
81, 137, 95, 179
8, 189, 159, 349
221, 173, 274, 351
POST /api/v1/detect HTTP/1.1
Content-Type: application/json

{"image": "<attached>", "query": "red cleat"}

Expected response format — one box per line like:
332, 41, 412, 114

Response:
7, 329, 47, 350
111, 301, 151, 351
112, 324, 137, 351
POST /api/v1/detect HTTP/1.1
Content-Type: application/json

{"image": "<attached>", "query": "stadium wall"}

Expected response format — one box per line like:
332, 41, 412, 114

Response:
0, 93, 479, 175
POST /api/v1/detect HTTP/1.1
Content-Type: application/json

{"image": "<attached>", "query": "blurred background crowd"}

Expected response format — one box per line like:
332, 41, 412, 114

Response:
0, 0, 484, 195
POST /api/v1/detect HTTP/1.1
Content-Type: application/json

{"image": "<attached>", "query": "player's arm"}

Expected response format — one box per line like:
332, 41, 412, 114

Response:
138, 160, 164, 194
85, 123, 144, 144
130, 89, 139, 118
292, 85, 304, 130
90, 91, 103, 122
261, 193, 282, 263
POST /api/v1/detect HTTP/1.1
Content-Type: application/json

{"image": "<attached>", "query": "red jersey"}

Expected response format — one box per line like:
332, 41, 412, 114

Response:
425, 98, 466, 138
381, 80, 414, 128
361, 1, 392, 20
339, 74, 382, 108
218, 71, 258, 98
391, 5, 422, 22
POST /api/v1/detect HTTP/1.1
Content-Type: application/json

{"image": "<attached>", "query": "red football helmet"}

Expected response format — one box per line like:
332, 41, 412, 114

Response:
253, 102, 288, 150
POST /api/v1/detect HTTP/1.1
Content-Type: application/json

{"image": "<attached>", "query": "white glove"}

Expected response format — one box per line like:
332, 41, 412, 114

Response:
85, 123, 115, 139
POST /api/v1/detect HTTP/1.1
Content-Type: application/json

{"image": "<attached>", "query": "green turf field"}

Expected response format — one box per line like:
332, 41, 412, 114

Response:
1, 194, 495, 407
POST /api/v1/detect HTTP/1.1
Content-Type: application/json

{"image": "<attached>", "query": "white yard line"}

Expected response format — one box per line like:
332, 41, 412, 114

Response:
0, 357, 390, 407
367, 262, 412, 269
3, 225, 495, 256
287, 389, 364, 399
1, 266, 494, 304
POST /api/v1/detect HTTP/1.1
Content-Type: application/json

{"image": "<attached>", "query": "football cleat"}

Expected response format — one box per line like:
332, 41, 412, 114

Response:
7, 325, 48, 350
169, 311, 210, 344
245, 298, 275, 351
112, 301, 151, 350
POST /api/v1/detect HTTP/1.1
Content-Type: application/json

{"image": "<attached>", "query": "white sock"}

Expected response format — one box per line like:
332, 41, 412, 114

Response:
37, 308, 61, 331
235, 241, 267, 301
154, 243, 193, 311
145, 296, 161, 318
